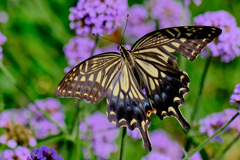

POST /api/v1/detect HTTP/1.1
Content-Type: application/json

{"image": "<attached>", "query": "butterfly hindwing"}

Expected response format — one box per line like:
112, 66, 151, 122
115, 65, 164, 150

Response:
106, 62, 152, 152
132, 26, 222, 61
54, 52, 122, 103
134, 56, 190, 130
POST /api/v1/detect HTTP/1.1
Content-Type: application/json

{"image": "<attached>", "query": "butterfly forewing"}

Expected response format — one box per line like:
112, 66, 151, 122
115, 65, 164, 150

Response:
132, 26, 222, 61
106, 63, 152, 152
54, 52, 122, 103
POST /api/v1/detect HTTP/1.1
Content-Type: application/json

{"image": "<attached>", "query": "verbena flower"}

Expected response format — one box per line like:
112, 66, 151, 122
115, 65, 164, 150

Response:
28, 98, 66, 139
27, 146, 63, 160
80, 111, 119, 159
194, 11, 240, 62
125, 4, 155, 43
144, 130, 183, 159
0, 31, 7, 60
230, 84, 240, 109
183, 0, 202, 6
0, 146, 30, 160
0, 123, 37, 148
199, 109, 240, 142
0, 108, 36, 148
147, 0, 190, 29
63, 36, 102, 72
0, 108, 31, 127
69, 0, 128, 36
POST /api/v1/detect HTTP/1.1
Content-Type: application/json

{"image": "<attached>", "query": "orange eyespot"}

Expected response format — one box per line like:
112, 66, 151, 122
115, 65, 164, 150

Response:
147, 110, 152, 117
153, 108, 157, 114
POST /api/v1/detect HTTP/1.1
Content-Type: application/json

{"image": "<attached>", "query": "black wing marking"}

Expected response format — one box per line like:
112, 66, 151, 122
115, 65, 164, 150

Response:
132, 26, 222, 61
54, 52, 121, 103
134, 56, 190, 130
106, 62, 153, 152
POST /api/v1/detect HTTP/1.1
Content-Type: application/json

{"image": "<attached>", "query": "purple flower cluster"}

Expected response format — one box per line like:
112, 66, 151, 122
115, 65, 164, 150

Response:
63, 36, 102, 72
127, 129, 142, 140
230, 84, 240, 109
0, 108, 36, 148
183, 0, 202, 6
147, 0, 190, 29
0, 31, 7, 60
28, 98, 66, 139
69, 0, 128, 36
27, 146, 63, 160
194, 11, 240, 62
199, 109, 240, 142
80, 111, 119, 159
0, 146, 30, 160
0, 108, 31, 127
142, 129, 183, 160
125, 4, 155, 43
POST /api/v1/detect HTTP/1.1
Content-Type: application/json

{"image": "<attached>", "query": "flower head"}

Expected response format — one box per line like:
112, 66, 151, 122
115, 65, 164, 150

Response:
146, 130, 183, 159
142, 152, 172, 160
0, 147, 30, 160
147, 0, 190, 29
27, 146, 63, 160
230, 84, 240, 109
80, 111, 119, 159
194, 11, 240, 62
199, 108, 240, 142
125, 4, 155, 43
63, 36, 102, 71
69, 0, 128, 36
28, 98, 66, 139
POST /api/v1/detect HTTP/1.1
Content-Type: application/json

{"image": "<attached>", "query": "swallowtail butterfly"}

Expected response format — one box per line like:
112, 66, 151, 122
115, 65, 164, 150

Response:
55, 26, 222, 152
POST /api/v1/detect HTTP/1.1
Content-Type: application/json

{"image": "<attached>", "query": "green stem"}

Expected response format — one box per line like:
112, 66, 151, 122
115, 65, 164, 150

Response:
190, 56, 212, 123
216, 133, 240, 160
119, 127, 127, 160
0, 61, 68, 135
184, 112, 240, 160
91, 36, 99, 56
75, 104, 82, 160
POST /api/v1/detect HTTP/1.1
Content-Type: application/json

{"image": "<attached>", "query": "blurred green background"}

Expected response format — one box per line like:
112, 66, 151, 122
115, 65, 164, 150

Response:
0, 0, 240, 159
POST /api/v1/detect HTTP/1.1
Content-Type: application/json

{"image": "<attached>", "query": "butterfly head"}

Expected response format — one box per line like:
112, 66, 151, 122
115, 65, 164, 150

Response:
117, 44, 128, 52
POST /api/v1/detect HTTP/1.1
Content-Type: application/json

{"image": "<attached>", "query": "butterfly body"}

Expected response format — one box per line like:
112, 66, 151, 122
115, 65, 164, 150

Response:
55, 26, 222, 152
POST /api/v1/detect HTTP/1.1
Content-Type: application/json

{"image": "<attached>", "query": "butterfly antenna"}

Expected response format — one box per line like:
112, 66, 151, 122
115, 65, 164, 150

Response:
121, 14, 129, 44
93, 34, 119, 45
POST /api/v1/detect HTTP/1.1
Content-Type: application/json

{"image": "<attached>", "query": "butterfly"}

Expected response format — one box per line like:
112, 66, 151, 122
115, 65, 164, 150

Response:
55, 26, 222, 152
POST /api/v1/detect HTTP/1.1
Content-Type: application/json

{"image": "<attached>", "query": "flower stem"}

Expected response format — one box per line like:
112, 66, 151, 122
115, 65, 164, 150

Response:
0, 61, 68, 135
75, 103, 82, 160
91, 36, 99, 56
216, 133, 240, 160
184, 112, 240, 160
190, 56, 212, 122
119, 127, 127, 160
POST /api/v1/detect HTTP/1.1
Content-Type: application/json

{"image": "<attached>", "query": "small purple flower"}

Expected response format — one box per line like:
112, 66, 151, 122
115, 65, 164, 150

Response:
194, 11, 240, 62
28, 98, 66, 139
199, 108, 240, 142
147, 0, 190, 29
80, 111, 119, 159
190, 152, 202, 160
69, 0, 128, 36
147, 130, 183, 159
230, 84, 240, 109
125, 4, 156, 43
0, 147, 30, 160
63, 36, 102, 70
0, 31, 7, 60
27, 146, 63, 160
